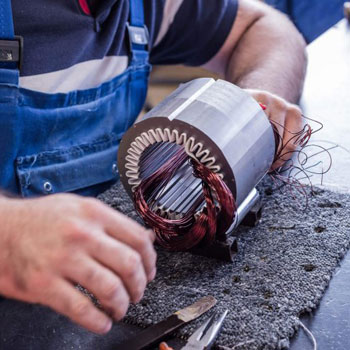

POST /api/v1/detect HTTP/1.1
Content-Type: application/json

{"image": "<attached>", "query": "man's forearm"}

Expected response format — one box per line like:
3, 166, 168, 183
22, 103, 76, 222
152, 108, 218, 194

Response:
226, 4, 307, 103
202, 0, 306, 168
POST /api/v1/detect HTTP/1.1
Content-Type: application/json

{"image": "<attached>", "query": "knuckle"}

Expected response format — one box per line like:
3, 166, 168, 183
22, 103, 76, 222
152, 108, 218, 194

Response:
257, 91, 270, 99
289, 106, 303, 119
135, 234, 149, 253
124, 253, 142, 277
81, 198, 104, 217
62, 221, 90, 245
83, 267, 99, 285
72, 300, 92, 318
273, 98, 287, 111
289, 104, 302, 114
128, 251, 142, 267
92, 238, 106, 255
101, 280, 121, 301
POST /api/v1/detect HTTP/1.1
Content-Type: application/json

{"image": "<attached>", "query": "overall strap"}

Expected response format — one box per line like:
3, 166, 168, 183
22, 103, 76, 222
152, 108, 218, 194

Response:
0, 0, 21, 84
127, 0, 149, 64
0, 0, 14, 39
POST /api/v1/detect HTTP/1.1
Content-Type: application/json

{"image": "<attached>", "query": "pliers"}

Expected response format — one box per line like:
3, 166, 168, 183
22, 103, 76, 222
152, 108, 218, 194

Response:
159, 310, 228, 350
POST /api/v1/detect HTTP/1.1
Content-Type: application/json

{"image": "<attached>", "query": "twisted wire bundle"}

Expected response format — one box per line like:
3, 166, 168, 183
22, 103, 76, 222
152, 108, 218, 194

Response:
134, 148, 236, 251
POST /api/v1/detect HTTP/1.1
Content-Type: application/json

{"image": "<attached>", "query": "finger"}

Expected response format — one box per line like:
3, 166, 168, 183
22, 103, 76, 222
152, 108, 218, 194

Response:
266, 102, 286, 145
41, 278, 112, 334
87, 234, 148, 303
106, 222, 157, 282
283, 106, 303, 148
63, 256, 130, 320
276, 107, 303, 166
85, 201, 157, 281
147, 229, 156, 243
246, 90, 294, 171
271, 155, 287, 171
250, 91, 286, 153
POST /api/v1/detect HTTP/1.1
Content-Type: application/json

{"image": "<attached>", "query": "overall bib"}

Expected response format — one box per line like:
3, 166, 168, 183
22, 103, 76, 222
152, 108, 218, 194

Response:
0, 0, 150, 197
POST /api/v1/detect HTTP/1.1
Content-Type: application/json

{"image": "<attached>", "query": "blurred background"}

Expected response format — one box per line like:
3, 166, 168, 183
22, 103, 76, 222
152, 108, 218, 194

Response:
146, 0, 348, 110
265, 0, 345, 43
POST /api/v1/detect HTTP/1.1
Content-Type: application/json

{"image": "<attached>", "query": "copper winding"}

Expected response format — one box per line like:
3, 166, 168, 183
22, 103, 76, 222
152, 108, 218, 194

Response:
134, 147, 236, 251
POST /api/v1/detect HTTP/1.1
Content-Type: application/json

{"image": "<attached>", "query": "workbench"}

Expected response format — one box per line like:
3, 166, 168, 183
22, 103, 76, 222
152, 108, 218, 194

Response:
0, 20, 349, 350
290, 19, 350, 350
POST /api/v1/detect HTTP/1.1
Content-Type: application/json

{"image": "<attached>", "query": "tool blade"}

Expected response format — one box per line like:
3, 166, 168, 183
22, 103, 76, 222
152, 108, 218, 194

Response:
174, 296, 217, 323
115, 296, 217, 350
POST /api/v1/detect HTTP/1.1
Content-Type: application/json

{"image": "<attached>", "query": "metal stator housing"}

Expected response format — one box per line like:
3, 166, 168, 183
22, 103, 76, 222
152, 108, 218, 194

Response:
118, 78, 276, 236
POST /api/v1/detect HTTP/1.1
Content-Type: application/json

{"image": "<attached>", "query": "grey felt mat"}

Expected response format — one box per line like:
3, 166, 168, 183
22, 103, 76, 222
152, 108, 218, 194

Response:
98, 181, 350, 350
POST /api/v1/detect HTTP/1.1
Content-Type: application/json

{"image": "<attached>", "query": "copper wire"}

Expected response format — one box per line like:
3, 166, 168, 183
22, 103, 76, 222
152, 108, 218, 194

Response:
134, 148, 235, 251
269, 114, 332, 207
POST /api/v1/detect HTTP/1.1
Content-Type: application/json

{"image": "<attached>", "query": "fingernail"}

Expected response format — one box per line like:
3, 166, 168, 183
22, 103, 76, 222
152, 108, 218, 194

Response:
135, 290, 145, 303
149, 268, 157, 281
103, 319, 113, 333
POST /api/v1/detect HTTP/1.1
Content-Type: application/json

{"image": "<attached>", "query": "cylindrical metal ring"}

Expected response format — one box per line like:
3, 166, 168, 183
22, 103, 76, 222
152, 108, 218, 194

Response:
118, 78, 275, 208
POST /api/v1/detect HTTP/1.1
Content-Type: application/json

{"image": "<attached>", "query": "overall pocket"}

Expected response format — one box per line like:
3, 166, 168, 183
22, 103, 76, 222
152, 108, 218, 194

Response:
16, 134, 120, 197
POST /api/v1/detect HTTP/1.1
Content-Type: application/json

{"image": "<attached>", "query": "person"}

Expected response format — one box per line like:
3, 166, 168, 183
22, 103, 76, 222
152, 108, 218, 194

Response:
0, 0, 306, 335
264, 0, 344, 42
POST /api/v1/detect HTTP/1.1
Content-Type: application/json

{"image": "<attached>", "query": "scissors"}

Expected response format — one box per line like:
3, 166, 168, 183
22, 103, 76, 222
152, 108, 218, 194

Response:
160, 310, 228, 350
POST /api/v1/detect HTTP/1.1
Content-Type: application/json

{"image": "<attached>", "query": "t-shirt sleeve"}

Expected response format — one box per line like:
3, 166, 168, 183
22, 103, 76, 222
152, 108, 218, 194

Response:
149, 0, 238, 66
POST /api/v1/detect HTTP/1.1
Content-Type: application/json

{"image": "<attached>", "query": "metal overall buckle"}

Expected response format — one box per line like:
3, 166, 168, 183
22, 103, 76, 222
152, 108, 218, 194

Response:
0, 36, 24, 70
126, 22, 150, 52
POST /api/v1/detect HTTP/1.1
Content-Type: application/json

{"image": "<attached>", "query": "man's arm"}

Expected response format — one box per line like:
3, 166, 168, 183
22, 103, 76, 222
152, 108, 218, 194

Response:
203, 0, 307, 103
203, 0, 307, 169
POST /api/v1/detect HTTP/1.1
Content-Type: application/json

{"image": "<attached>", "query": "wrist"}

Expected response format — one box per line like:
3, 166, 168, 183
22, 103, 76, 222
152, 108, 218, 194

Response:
0, 196, 25, 246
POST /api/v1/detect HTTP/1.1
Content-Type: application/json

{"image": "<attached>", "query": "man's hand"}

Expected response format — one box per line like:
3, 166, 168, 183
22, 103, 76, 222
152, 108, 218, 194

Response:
0, 194, 156, 334
246, 89, 303, 170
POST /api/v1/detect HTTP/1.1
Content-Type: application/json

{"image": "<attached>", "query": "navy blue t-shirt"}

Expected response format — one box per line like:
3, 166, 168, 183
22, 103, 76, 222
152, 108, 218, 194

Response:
11, 0, 238, 93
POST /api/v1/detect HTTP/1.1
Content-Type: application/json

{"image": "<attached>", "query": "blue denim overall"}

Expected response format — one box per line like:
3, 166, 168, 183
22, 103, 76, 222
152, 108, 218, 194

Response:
0, 0, 150, 197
